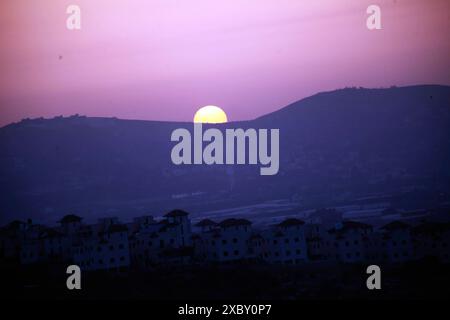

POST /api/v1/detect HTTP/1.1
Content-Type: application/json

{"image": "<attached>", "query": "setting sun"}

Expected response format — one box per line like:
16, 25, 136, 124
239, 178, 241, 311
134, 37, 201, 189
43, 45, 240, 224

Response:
193, 105, 228, 124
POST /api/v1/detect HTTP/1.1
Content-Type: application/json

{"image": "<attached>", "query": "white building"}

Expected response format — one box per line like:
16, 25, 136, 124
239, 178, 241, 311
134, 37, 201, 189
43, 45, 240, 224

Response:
129, 210, 194, 268
305, 223, 330, 261
197, 218, 252, 263
72, 218, 130, 272
0, 220, 27, 262
59, 214, 83, 234
379, 221, 414, 263
325, 221, 373, 263
413, 222, 450, 263
264, 218, 308, 265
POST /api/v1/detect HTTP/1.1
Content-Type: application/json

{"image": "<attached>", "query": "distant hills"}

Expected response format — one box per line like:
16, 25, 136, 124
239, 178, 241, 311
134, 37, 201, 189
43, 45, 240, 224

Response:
1, 85, 449, 224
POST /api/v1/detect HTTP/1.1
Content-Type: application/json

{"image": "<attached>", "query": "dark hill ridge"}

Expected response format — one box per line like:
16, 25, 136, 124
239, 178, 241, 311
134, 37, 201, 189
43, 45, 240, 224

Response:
0, 85, 449, 224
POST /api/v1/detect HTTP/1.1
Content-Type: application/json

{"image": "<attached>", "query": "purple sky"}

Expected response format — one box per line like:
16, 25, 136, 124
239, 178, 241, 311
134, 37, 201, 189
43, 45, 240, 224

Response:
1, 0, 449, 126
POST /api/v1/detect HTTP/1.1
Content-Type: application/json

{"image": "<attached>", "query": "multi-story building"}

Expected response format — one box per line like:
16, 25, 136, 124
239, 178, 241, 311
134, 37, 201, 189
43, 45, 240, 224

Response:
196, 218, 252, 263
325, 221, 373, 263
264, 218, 308, 265
129, 210, 193, 268
20, 224, 71, 265
379, 221, 414, 263
0, 220, 28, 262
3, 210, 450, 269
72, 217, 130, 272
305, 223, 329, 261
413, 222, 450, 263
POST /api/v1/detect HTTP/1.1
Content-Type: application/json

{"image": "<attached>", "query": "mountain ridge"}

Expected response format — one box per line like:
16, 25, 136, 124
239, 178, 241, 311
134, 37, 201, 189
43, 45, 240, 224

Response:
4, 84, 448, 129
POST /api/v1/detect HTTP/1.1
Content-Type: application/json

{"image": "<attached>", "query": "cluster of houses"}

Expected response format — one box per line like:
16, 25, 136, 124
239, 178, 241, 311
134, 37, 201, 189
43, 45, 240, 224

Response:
0, 209, 449, 272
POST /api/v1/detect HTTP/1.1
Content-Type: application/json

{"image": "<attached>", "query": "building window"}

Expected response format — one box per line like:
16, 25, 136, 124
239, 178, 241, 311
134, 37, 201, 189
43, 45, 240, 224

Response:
223, 251, 228, 257
234, 250, 239, 256
222, 239, 227, 244
233, 238, 237, 243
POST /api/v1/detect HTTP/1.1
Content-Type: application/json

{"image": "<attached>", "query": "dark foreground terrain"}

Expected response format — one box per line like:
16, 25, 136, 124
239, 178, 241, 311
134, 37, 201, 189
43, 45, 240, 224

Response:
2, 259, 449, 300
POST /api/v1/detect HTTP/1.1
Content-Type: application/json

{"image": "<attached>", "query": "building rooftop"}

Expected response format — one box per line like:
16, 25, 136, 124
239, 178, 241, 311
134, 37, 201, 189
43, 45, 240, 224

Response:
164, 209, 190, 217
59, 214, 82, 224
328, 220, 372, 234
277, 218, 305, 228
381, 221, 410, 231
195, 219, 217, 227
218, 218, 252, 228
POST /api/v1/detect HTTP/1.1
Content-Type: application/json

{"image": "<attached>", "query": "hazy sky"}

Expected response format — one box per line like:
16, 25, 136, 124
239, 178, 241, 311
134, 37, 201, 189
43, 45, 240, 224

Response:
0, 0, 449, 126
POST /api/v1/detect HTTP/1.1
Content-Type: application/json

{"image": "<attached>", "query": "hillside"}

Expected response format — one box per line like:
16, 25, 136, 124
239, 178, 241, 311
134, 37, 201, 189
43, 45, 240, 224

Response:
1, 85, 449, 224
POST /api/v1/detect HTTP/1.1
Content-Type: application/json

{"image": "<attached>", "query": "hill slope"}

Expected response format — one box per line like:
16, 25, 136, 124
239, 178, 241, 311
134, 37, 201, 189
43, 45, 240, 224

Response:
1, 85, 449, 223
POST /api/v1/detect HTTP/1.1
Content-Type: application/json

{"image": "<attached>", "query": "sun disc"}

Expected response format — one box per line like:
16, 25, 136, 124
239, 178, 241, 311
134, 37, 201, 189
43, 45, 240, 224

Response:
193, 105, 228, 124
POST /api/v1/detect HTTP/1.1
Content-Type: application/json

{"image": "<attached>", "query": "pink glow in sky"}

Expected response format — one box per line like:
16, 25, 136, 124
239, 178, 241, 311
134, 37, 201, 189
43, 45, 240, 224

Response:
0, 0, 449, 126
